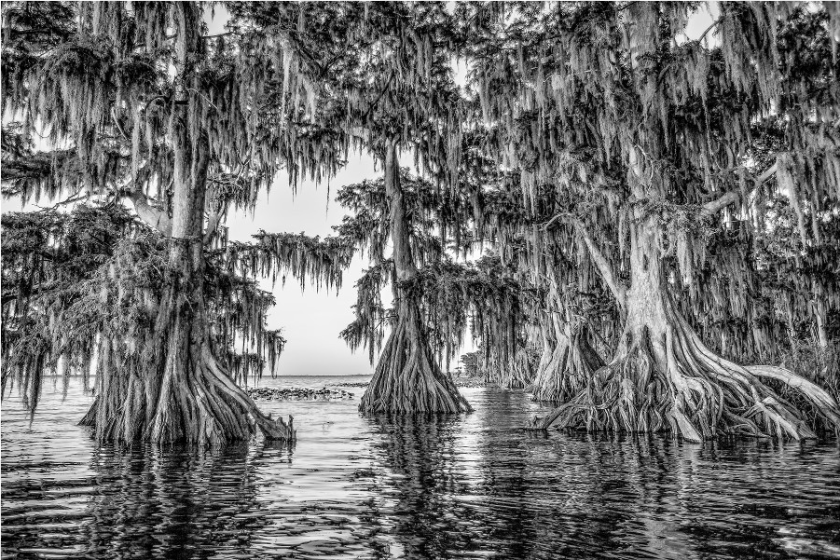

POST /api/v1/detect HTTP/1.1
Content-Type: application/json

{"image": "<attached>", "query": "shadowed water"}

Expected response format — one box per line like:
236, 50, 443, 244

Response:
2, 376, 839, 559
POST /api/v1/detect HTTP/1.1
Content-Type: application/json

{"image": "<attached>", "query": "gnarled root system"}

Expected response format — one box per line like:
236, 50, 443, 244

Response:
531, 327, 604, 403
360, 300, 471, 414
79, 335, 293, 446
535, 304, 840, 441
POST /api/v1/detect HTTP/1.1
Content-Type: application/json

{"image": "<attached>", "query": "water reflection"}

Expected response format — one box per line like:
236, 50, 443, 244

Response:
367, 417, 678, 559
369, 417, 472, 558
2, 380, 839, 560
99, 444, 284, 559
5, 443, 278, 559
367, 412, 840, 560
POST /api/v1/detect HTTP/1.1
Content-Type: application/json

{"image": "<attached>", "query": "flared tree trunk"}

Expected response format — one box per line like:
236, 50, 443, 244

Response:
360, 141, 471, 414
537, 1, 837, 441
501, 347, 534, 389
362, 292, 471, 413
538, 211, 840, 441
80, 132, 293, 446
531, 314, 603, 402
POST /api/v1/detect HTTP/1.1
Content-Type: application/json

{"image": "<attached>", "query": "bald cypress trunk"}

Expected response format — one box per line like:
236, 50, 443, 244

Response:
531, 315, 603, 403
80, 131, 293, 445
536, 3, 840, 441
538, 204, 840, 440
360, 142, 471, 414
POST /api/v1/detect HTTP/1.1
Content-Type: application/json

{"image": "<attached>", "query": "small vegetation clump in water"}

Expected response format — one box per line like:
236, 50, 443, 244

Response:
247, 387, 355, 400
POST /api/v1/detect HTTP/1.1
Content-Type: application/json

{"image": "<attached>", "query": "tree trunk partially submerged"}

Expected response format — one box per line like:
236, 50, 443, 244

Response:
535, 8, 838, 441
80, 116, 293, 446
531, 320, 604, 403
359, 141, 471, 414
500, 353, 532, 389
536, 216, 840, 441
78, 345, 294, 445
361, 293, 472, 414
79, 240, 294, 446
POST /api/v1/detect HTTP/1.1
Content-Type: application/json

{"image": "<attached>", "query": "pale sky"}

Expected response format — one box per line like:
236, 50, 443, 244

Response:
202, 8, 371, 376
226, 154, 380, 377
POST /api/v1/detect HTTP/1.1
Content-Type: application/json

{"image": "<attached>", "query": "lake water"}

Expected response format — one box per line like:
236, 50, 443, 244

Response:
2, 375, 839, 559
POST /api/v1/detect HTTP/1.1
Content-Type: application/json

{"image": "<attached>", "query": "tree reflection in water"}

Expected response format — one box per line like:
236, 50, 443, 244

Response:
79, 442, 286, 560
369, 416, 479, 557
363, 410, 682, 558
365, 405, 839, 560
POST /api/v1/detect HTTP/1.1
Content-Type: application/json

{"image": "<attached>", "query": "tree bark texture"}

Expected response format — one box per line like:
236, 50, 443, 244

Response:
531, 317, 604, 403
80, 129, 293, 445
537, 203, 840, 440
360, 142, 472, 414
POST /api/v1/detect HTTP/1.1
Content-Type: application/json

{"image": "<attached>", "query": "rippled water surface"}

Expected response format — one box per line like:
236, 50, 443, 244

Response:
3, 376, 840, 559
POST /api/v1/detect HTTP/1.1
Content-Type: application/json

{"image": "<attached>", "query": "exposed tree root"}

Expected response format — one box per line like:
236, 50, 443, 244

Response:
79, 345, 294, 446
360, 297, 472, 414
534, 299, 840, 441
494, 346, 534, 389
360, 141, 471, 414
78, 279, 294, 446
531, 325, 604, 402
503, 377, 529, 389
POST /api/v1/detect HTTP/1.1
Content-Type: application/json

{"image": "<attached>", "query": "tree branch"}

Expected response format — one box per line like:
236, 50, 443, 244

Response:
542, 212, 565, 230
123, 191, 172, 236
695, 17, 722, 45
280, 29, 325, 76
700, 162, 777, 220
110, 108, 130, 141
361, 71, 395, 122
577, 223, 627, 311
543, 212, 627, 310
33, 190, 89, 210
203, 209, 224, 244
